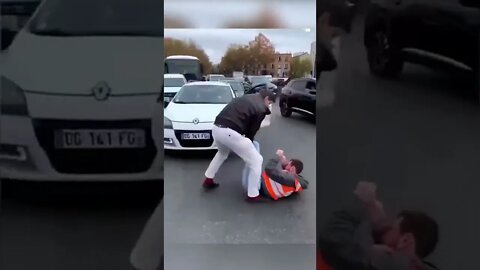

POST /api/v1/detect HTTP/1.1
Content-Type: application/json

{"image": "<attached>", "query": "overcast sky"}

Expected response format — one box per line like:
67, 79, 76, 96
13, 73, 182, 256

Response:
164, 0, 315, 28
165, 29, 316, 64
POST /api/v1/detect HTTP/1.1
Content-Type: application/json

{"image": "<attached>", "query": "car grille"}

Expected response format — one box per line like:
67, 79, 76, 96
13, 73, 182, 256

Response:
174, 130, 214, 148
32, 119, 157, 174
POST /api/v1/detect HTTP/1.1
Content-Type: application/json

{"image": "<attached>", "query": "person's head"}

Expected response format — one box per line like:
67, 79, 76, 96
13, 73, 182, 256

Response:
379, 210, 439, 259
258, 88, 275, 107
284, 159, 304, 174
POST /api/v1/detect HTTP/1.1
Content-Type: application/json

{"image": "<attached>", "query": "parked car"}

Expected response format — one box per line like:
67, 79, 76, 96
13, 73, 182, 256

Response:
206, 74, 226, 81
164, 81, 236, 150
278, 78, 316, 118
164, 73, 187, 107
364, 0, 480, 100
248, 75, 278, 94
0, 0, 164, 181
220, 78, 245, 97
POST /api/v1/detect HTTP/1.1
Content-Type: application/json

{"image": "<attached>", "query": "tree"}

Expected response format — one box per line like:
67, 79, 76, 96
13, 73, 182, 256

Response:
218, 45, 250, 75
164, 37, 213, 73
219, 33, 275, 76
290, 58, 312, 78
224, 6, 284, 28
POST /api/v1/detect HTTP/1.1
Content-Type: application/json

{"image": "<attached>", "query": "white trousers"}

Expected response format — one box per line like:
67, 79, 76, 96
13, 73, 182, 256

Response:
242, 140, 261, 192
129, 199, 163, 270
205, 125, 263, 197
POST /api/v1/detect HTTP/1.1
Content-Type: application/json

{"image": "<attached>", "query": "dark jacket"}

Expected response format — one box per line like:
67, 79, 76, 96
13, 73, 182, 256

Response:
316, 40, 338, 78
262, 156, 309, 190
318, 196, 438, 270
214, 93, 271, 141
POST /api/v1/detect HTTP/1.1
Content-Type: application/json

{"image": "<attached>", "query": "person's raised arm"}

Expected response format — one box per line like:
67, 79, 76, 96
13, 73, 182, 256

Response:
318, 182, 384, 270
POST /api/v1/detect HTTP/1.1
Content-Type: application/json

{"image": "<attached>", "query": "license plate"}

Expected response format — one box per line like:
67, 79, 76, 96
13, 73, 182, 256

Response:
181, 133, 210, 140
55, 129, 146, 149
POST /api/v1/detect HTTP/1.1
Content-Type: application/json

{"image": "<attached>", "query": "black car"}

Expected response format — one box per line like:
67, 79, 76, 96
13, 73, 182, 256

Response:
278, 78, 316, 118
364, 0, 480, 100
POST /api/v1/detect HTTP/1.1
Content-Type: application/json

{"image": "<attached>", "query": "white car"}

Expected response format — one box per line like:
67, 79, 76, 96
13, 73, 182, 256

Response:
206, 74, 226, 81
163, 73, 186, 106
0, 0, 164, 181
164, 82, 236, 150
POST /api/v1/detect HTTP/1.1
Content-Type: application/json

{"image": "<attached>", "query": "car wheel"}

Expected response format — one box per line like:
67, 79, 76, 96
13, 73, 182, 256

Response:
366, 28, 404, 77
280, 100, 292, 117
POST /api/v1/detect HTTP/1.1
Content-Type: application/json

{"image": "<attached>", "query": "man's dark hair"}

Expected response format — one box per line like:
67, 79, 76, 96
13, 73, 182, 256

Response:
258, 88, 276, 103
398, 210, 439, 259
317, 0, 353, 33
290, 159, 304, 174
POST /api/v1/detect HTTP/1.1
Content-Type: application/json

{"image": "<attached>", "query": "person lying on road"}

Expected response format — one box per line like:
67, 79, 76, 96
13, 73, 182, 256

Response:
317, 181, 440, 270
242, 142, 309, 202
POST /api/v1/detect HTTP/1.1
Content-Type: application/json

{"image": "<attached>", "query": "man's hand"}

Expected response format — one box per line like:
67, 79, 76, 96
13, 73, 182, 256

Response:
276, 149, 288, 166
354, 181, 377, 206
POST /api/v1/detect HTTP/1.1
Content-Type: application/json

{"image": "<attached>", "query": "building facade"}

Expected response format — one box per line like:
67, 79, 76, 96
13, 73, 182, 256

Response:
268, 53, 292, 78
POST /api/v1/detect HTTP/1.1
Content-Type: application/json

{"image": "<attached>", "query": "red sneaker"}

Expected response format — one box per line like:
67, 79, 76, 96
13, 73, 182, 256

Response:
202, 178, 219, 190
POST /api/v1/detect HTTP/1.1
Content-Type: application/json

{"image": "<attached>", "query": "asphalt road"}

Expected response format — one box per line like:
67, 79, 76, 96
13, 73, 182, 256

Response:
0, 180, 163, 270
164, 104, 316, 245
317, 17, 480, 270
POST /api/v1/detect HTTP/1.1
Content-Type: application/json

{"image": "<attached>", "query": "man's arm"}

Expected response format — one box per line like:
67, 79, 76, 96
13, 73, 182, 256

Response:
264, 157, 297, 187
297, 177, 309, 189
318, 196, 376, 270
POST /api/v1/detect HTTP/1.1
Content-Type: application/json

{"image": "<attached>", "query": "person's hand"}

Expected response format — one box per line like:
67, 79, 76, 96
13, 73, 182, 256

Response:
371, 244, 394, 255
276, 149, 284, 157
354, 181, 377, 206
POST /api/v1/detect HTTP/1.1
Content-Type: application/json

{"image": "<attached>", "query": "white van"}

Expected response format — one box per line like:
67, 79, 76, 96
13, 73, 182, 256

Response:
0, 0, 164, 181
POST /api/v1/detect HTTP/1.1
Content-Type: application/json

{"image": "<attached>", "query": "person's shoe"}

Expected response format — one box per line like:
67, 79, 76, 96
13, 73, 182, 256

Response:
202, 178, 219, 190
245, 195, 268, 203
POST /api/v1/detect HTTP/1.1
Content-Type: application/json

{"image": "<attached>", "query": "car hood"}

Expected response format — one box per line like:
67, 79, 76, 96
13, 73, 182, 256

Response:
164, 103, 226, 123
1, 30, 163, 95
164, 86, 182, 94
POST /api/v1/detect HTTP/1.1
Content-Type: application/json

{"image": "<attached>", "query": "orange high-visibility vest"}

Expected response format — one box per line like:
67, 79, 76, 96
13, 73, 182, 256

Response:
261, 171, 303, 200
317, 251, 333, 270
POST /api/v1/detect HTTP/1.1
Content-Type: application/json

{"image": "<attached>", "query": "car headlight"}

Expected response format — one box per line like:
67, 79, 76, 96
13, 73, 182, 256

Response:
164, 117, 173, 129
1, 76, 28, 116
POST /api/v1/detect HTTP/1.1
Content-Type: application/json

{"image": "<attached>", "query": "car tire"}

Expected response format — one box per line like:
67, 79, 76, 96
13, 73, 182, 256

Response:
280, 100, 292, 117
366, 28, 404, 77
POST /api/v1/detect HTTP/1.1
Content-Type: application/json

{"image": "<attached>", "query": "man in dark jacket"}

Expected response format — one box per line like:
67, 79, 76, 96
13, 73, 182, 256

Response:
203, 88, 276, 202
318, 182, 440, 270
241, 143, 309, 201
316, 0, 353, 78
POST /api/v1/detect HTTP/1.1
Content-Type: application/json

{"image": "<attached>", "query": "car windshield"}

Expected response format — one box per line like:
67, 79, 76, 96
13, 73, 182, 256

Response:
223, 81, 243, 92
164, 77, 185, 87
250, 76, 270, 86
27, 0, 163, 36
173, 85, 233, 104
165, 59, 201, 79
209, 75, 225, 81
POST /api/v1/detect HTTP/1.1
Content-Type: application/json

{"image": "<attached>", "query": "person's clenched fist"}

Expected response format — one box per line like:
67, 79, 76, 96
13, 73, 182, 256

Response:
354, 181, 377, 205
